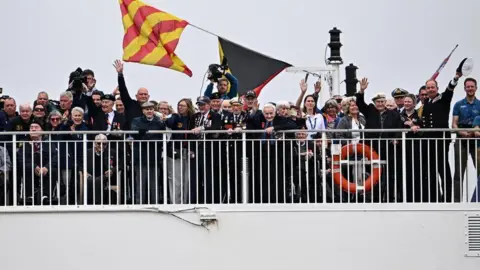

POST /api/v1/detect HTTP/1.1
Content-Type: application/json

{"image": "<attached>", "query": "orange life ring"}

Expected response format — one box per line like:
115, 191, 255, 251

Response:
332, 143, 382, 193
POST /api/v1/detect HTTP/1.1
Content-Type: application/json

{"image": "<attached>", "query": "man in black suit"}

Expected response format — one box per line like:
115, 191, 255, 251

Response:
189, 96, 222, 204
223, 97, 248, 203
421, 71, 461, 202
355, 78, 403, 202
248, 103, 297, 203
87, 94, 126, 140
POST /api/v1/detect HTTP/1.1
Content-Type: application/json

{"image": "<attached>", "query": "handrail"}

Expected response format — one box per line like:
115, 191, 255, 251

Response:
0, 127, 477, 135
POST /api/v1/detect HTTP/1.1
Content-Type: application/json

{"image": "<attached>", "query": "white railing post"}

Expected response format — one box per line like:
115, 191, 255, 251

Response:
321, 132, 328, 203
82, 133, 88, 205
242, 132, 248, 204
401, 131, 407, 203
12, 134, 17, 206
162, 132, 168, 205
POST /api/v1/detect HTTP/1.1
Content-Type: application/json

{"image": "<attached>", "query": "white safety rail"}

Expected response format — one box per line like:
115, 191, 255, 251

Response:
0, 129, 479, 209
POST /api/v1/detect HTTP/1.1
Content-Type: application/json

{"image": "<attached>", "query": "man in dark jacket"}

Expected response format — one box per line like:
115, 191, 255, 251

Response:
113, 60, 150, 129
17, 120, 58, 205
355, 78, 403, 202
9, 103, 33, 142
421, 72, 461, 202
86, 94, 127, 142
189, 96, 222, 204
247, 103, 298, 203
85, 134, 120, 205
131, 102, 166, 204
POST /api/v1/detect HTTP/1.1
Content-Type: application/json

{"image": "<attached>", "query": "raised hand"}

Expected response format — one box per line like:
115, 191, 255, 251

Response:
360, 78, 369, 92
113, 60, 124, 74
299, 79, 307, 93
113, 86, 120, 96
314, 80, 321, 93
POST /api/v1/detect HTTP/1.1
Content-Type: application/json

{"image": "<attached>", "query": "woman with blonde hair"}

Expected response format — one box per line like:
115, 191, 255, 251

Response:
335, 96, 366, 144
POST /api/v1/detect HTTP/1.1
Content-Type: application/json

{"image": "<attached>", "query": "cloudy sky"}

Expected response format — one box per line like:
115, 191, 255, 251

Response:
1, 0, 479, 107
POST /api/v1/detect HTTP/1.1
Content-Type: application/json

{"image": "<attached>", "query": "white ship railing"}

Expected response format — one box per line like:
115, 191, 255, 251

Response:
0, 128, 479, 210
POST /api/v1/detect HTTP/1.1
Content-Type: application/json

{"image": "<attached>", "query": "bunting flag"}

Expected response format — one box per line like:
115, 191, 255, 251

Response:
218, 37, 292, 97
430, 44, 458, 80
119, 0, 192, 77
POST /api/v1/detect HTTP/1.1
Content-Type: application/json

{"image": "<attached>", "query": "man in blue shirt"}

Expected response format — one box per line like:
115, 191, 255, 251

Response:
203, 73, 238, 100
452, 77, 480, 202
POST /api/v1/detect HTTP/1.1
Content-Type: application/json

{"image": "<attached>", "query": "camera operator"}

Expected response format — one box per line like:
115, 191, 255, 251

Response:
203, 63, 238, 100
67, 68, 89, 111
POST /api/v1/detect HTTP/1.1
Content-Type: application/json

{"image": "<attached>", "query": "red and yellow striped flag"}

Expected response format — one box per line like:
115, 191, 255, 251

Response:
119, 0, 192, 77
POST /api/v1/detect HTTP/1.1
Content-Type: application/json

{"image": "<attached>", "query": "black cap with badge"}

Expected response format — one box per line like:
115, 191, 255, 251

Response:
391, 88, 408, 98
210, 92, 222, 100
102, 94, 115, 101
245, 90, 257, 98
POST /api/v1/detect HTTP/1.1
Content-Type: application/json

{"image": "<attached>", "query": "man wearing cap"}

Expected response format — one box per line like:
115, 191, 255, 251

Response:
420, 71, 462, 202
209, 92, 223, 113
190, 96, 222, 204
244, 90, 263, 128
355, 78, 403, 202
86, 93, 126, 143
130, 101, 166, 204
222, 97, 247, 203
391, 88, 409, 113
204, 73, 238, 100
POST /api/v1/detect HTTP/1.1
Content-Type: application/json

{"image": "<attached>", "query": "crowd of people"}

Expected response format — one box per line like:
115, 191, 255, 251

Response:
0, 59, 478, 206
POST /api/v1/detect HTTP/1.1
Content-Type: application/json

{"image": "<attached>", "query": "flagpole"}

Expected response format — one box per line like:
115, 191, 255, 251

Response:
430, 44, 459, 80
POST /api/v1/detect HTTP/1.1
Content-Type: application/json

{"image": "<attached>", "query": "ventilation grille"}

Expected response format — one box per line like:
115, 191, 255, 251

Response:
466, 213, 480, 257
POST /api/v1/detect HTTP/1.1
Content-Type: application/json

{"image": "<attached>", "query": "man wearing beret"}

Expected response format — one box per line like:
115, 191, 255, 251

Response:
209, 92, 223, 113
86, 94, 126, 139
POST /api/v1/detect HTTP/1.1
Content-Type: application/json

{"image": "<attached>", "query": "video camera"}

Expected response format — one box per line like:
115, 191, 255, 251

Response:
207, 57, 229, 83
68, 67, 87, 91
0, 94, 10, 111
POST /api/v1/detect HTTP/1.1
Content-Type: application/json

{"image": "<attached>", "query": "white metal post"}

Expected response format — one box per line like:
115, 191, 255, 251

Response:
242, 132, 248, 204
12, 135, 17, 206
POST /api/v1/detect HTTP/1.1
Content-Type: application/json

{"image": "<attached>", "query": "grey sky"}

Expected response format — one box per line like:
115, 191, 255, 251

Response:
1, 0, 479, 106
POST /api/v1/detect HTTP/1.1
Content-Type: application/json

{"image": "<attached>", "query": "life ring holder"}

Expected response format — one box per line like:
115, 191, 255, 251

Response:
332, 143, 382, 193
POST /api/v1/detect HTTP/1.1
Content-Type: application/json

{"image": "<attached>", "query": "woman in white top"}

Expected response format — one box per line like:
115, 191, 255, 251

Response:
302, 94, 325, 139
